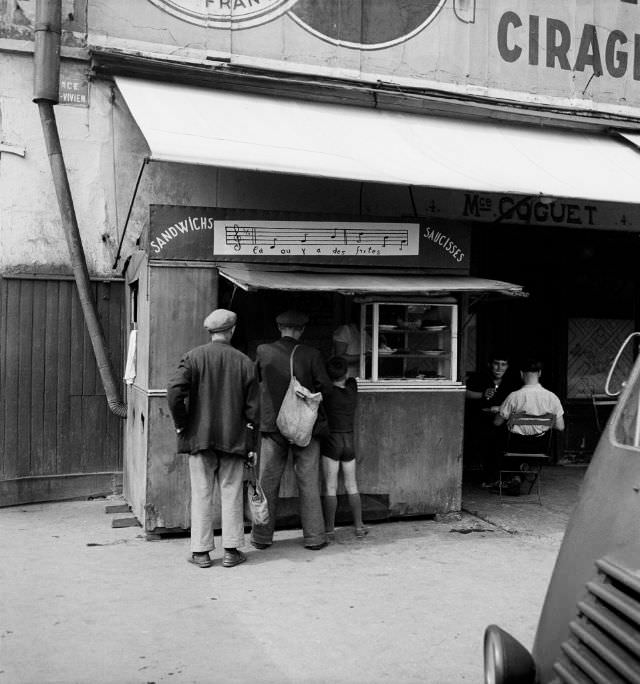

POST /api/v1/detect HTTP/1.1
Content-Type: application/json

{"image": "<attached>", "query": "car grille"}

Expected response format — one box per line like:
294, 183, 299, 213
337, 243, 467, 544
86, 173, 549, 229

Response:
553, 557, 640, 684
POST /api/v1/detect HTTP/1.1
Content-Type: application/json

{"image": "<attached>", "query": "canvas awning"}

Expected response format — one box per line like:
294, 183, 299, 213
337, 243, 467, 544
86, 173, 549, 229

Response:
216, 264, 524, 296
618, 131, 640, 151
116, 76, 640, 205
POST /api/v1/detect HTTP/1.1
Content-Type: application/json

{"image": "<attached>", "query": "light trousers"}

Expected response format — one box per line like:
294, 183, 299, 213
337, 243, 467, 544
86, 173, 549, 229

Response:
189, 451, 245, 553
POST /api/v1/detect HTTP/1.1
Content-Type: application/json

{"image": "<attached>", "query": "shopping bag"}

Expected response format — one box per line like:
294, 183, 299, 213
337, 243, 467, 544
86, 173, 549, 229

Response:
246, 464, 270, 526
276, 346, 323, 447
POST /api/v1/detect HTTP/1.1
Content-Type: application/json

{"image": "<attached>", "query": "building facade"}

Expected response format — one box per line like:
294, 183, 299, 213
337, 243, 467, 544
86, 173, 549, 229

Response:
2, 0, 639, 516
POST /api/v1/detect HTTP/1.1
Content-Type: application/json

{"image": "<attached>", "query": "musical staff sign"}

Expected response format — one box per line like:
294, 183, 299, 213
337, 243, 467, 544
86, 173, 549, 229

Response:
213, 221, 419, 257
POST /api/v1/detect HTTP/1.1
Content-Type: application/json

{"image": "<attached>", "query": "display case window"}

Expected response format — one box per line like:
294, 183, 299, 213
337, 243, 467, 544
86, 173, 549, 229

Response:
358, 301, 458, 384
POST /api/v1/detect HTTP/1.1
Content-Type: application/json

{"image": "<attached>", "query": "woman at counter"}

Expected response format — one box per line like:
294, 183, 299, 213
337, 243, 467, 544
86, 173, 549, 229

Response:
333, 320, 372, 379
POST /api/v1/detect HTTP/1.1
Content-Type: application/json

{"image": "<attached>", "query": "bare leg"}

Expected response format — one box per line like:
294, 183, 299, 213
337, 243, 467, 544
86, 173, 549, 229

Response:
322, 456, 340, 535
342, 460, 365, 532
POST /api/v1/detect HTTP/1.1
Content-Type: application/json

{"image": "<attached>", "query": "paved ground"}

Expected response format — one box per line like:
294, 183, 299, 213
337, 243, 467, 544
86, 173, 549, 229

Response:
0, 465, 587, 684
462, 463, 587, 543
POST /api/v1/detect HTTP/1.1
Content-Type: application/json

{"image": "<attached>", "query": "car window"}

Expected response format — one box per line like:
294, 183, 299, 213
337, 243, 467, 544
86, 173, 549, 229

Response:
613, 359, 640, 449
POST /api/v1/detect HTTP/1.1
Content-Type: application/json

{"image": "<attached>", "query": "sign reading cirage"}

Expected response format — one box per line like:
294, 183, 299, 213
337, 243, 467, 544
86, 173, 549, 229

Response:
86, 0, 640, 116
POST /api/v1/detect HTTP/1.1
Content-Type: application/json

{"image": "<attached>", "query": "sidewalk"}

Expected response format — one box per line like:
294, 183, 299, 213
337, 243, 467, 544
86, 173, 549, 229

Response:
0, 465, 587, 684
461, 463, 588, 542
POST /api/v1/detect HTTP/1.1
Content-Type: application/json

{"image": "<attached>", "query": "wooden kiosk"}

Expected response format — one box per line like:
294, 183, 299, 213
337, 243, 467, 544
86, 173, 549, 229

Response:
123, 205, 522, 533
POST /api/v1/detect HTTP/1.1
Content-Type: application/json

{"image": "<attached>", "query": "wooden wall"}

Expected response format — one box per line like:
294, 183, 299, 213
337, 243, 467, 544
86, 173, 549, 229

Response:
138, 387, 464, 532
124, 262, 464, 531
123, 254, 149, 521
356, 390, 464, 515
0, 276, 125, 506
124, 262, 219, 530
275, 389, 465, 525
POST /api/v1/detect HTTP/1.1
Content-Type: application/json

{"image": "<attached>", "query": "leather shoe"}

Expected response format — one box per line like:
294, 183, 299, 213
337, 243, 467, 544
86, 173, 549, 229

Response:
503, 481, 521, 496
222, 549, 247, 567
491, 479, 521, 496
188, 552, 212, 568
251, 541, 271, 550
305, 541, 328, 551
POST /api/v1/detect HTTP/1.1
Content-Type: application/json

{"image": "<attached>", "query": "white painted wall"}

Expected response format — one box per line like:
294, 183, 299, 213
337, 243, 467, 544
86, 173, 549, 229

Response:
0, 52, 121, 276
1, 47, 418, 277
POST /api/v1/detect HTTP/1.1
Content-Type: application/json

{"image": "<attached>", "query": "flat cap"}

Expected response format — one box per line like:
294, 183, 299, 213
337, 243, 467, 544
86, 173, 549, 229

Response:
203, 308, 237, 333
276, 309, 309, 327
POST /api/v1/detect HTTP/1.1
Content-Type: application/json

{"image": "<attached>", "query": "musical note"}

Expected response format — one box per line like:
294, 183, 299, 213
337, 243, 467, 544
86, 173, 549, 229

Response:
220, 222, 416, 255
232, 224, 242, 252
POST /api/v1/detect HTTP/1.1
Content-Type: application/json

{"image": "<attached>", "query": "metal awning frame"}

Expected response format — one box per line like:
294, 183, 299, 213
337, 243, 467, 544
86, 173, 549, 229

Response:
216, 264, 526, 298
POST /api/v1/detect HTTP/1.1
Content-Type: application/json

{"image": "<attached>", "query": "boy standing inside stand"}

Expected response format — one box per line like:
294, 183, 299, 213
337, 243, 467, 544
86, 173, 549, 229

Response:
322, 356, 367, 540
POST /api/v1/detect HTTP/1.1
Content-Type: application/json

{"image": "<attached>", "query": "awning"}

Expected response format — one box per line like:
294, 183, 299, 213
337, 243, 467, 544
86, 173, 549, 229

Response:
618, 132, 640, 151
116, 76, 640, 205
217, 264, 524, 296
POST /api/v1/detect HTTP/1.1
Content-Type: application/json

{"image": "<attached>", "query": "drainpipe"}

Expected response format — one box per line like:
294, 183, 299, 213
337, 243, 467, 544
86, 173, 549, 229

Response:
33, 0, 127, 418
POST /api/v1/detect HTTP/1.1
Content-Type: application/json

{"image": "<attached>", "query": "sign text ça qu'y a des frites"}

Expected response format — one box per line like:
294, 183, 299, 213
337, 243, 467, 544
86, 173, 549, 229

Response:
149, 218, 465, 264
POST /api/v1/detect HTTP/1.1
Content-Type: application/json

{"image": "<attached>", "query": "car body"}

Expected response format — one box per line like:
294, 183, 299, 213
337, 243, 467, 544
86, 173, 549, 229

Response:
484, 334, 640, 683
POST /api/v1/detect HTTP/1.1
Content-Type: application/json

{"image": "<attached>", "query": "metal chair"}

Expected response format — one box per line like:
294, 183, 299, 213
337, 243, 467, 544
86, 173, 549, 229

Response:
499, 413, 555, 504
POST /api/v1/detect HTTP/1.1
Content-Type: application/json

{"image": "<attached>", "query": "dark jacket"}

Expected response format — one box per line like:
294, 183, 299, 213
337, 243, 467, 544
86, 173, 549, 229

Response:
466, 370, 521, 408
167, 340, 259, 456
256, 336, 333, 435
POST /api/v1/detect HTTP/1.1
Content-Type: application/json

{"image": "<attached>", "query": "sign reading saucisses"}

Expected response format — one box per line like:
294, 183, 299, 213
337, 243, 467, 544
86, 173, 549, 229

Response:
147, 206, 471, 271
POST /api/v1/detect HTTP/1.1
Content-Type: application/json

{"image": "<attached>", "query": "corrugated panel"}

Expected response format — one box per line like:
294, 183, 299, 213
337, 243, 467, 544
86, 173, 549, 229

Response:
0, 278, 125, 504
553, 557, 640, 684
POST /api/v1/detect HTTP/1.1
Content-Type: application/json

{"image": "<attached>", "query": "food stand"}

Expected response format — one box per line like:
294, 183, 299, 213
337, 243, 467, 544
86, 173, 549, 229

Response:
123, 205, 523, 533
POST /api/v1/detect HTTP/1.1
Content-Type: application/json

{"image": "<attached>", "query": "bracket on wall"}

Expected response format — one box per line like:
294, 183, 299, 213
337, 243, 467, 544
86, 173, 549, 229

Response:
112, 157, 150, 270
0, 142, 26, 157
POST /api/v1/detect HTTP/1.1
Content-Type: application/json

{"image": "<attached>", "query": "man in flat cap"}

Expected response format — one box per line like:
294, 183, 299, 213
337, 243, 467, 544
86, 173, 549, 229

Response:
251, 309, 333, 551
167, 308, 259, 569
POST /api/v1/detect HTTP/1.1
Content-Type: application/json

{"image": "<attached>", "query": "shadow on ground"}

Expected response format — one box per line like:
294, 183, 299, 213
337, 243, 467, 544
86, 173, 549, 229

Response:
462, 464, 587, 541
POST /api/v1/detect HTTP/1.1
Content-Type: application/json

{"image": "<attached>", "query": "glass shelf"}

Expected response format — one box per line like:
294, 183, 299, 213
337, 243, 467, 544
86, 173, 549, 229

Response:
380, 353, 450, 359
359, 301, 458, 383
370, 327, 449, 333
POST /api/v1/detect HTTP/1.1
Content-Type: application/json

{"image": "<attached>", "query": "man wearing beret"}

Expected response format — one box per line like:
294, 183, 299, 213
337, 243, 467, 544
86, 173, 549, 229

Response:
251, 309, 333, 550
167, 309, 259, 569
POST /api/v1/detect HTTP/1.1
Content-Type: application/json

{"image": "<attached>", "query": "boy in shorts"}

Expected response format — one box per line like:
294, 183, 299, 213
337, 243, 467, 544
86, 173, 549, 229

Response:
322, 356, 367, 539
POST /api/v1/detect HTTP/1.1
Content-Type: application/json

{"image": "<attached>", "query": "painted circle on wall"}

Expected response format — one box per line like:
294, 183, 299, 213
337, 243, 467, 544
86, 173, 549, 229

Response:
147, 0, 300, 29
289, 0, 448, 50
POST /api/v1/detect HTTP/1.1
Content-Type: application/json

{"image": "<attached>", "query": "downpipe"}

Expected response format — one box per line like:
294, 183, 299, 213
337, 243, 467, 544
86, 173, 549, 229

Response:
34, 0, 127, 419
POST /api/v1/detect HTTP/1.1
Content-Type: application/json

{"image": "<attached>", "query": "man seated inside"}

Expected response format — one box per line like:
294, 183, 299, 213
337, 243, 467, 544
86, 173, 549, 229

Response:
493, 358, 565, 495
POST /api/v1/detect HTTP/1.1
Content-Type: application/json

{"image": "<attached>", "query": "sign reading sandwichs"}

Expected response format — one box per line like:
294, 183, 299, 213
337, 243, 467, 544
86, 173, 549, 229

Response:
88, 0, 640, 115
147, 205, 471, 271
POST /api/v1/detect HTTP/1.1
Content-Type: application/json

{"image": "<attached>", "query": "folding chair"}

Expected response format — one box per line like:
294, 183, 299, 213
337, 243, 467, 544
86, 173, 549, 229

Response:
498, 413, 555, 504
